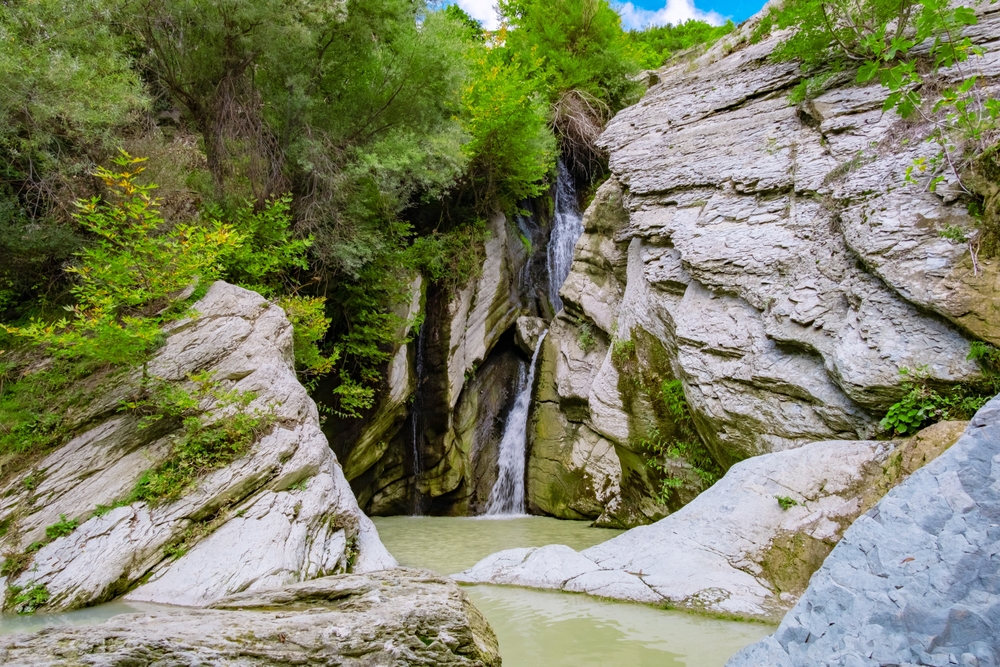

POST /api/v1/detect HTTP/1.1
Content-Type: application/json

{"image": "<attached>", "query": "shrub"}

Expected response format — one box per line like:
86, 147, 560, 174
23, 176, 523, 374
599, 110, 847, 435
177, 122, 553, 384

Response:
775, 495, 799, 510
879, 359, 998, 436
121, 372, 275, 505
44, 515, 78, 541
642, 379, 722, 502
3, 153, 243, 366
7, 583, 49, 614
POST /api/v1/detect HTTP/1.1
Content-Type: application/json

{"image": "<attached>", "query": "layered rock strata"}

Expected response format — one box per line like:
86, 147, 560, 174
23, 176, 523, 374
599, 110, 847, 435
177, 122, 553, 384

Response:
0, 282, 395, 612
0, 569, 501, 667
727, 396, 1000, 666
529, 6, 1000, 523
340, 211, 550, 515
458, 421, 965, 621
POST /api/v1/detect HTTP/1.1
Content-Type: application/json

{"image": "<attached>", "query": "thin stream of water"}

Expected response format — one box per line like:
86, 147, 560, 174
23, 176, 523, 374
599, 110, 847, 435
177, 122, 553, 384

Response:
484, 330, 548, 515
547, 160, 584, 312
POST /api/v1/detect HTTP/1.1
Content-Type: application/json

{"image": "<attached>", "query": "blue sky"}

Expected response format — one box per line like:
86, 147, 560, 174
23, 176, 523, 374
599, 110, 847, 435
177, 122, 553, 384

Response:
452, 0, 767, 30
629, 0, 766, 23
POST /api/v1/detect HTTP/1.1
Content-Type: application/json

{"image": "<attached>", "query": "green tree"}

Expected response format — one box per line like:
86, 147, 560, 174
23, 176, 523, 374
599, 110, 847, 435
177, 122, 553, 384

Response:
628, 20, 735, 67
460, 45, 557, 212
4, 153, 242, 366
0, 0, 147, 317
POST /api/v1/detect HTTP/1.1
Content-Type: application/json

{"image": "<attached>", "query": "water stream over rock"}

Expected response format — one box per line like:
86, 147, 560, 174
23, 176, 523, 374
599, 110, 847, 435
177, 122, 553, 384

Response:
484, 331, 548, 515
546, 161, 584, 312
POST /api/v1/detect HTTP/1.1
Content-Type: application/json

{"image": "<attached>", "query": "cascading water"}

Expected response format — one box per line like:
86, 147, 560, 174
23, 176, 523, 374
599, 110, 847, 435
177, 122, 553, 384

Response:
409, 319, 427, 515
484, 331, 548, 516
547, 160, 584, 312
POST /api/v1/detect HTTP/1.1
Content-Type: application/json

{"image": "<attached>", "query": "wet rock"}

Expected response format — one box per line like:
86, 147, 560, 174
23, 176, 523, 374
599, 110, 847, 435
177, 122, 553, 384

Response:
460, 421, 965, 621
0, 569, 501, 667
515, 315, 547, 355
727, 397, 1000, 666
0, 282, 395, 612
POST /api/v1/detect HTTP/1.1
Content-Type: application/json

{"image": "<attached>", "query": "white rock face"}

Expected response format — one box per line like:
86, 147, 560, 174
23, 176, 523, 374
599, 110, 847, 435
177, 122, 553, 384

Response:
527, 5, 1000, 523
0, 282, 395, 612
462, 422, 966, 620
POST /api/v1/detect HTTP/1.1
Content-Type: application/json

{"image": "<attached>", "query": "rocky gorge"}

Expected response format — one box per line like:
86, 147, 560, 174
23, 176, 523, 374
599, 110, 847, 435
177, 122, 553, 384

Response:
3, 0, 1000, 664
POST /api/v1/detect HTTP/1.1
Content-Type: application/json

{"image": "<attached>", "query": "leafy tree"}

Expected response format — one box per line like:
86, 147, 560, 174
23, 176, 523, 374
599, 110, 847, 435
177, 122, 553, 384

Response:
3, 153, 242, 366
497, 0, 647, 174
0, 0, 147, 317
628, 20, 736, 67
460, 45, 557, 212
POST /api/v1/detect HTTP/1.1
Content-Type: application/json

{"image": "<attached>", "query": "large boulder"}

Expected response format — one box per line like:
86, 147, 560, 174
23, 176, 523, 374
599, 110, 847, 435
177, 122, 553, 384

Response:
726, 397, 1000, 667
458, 421, 966, 621
0, 282, 395, 612
0, 568, 501, 667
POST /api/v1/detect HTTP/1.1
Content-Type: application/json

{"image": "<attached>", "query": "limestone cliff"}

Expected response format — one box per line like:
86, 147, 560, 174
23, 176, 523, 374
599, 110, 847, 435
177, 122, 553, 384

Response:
336, 210, 552, 516
528, 5, 1000, 525
0, 282, 395, 612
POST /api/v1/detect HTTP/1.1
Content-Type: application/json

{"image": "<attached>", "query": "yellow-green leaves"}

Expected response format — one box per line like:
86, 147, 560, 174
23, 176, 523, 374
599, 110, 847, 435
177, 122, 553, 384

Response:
4, 152, 243, 366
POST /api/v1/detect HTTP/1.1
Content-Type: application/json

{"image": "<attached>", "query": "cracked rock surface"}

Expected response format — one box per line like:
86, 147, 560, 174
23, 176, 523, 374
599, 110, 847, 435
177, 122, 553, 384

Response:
528, 4, 1000, 524
458, 421, 965, 621
0, 282, 395, 612
0, 568, 501, 667
727, 396, 1000, 666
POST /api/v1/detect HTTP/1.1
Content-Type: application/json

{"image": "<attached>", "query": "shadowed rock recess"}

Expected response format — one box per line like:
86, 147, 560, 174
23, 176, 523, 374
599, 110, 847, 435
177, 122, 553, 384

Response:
0, 569, 501, 667
0, 282, 396, 612
727, 396, 1000, 666
527, 4, 1000, 527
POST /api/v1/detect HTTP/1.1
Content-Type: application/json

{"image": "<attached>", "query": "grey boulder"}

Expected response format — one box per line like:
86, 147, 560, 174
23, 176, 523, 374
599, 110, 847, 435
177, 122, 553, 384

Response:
0, 568, 501, 667
727, 396, 1000, 666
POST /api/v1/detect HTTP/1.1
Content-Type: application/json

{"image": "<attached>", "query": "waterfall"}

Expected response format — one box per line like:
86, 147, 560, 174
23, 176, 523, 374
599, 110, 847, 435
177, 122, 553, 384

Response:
547, 161, 584, 312
409, 318, 427, 515
484, 331, 548, 516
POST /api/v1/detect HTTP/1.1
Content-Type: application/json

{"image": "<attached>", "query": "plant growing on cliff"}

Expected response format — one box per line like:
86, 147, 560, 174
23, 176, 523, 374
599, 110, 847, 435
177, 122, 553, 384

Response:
879, 361, 997, 436
760, 0, 1000, 259
642, 380, 722, 501
121, 371, 276, 505
6, 583, 49, 614
775, 495, 799, 510
3, 153, 242, 366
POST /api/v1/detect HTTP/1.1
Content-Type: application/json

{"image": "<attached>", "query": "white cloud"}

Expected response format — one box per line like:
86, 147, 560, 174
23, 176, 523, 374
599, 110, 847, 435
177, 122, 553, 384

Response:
614, 0, 726, 29
455, 0, 501, 30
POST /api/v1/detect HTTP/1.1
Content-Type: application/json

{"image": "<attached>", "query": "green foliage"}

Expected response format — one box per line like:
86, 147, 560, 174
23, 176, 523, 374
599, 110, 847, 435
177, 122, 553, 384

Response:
577, 323, 597, 352
940, 225, 970, 244
44, 515, 79, 541
642, 380, 722, 502
277, 296, 338, 379
121, 372, 275, 505
7, 583, 50, 614
879, 363, 996, 436
775, 495, 799, 510
610, 337, 636, 366
443, 4, 486, 41
628, 20, 736, 67
3, 154, 243, 366
406, 221, 490, 289
0, 551, 31, 579
763, 0, 1000, 254
0, 0, 148, 316
215, 196, 312, 298
460, 46, 557, 212
0, 357, 112, 467
499, 0, 645, 111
